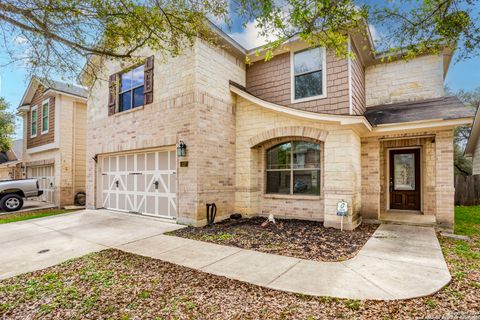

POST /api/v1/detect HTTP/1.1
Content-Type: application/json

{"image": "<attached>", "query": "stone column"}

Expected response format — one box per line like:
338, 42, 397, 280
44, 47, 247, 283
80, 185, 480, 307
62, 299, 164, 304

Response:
323, 129, 362, 230
435, 130, 455, 230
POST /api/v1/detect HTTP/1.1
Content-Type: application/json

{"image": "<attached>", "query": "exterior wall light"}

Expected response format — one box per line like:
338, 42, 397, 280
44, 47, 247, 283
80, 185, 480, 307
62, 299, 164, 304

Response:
177, 140, 187, 157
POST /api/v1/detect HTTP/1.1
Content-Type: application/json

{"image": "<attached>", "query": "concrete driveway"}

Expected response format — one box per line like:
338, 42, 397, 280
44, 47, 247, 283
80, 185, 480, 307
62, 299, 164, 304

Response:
0, 209, 183, 280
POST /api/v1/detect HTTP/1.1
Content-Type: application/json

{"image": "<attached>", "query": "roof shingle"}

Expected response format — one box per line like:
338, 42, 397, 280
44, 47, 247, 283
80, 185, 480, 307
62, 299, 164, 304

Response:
364, 96, 475, 126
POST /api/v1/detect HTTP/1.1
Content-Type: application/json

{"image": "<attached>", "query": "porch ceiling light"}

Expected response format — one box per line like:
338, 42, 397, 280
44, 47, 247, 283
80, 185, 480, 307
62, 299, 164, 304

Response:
177, 140, 187, 157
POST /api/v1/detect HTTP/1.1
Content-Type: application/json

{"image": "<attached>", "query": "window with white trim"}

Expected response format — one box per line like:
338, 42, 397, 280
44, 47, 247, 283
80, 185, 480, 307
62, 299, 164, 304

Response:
119, 64, 144, 112
30, 106, 38, 137
266, 141, 321, 195
41, 100, 49, 134
292, 47, 326, 102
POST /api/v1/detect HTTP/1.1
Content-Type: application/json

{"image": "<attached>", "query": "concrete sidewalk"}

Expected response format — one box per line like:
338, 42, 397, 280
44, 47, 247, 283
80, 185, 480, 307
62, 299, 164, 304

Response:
0, 210, 451, 300
119, 224, 451, 300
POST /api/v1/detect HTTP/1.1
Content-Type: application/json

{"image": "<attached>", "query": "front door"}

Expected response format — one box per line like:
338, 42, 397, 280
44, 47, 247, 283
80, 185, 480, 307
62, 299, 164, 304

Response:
389, 149, 421, 210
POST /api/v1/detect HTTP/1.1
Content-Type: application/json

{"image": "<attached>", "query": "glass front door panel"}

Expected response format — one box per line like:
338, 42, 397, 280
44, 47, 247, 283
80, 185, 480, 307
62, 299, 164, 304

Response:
393, 153, 415, 191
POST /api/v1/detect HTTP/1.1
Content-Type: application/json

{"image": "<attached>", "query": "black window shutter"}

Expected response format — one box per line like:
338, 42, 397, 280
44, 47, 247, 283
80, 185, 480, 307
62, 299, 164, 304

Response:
144, 55, 154, 105
108, 73, 117, 116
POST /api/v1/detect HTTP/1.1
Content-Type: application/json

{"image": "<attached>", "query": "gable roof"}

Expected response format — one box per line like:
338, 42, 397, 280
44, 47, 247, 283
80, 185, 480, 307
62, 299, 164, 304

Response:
465, 104, 480, 157
18, 77, 87, 108
364, 96, 475, 126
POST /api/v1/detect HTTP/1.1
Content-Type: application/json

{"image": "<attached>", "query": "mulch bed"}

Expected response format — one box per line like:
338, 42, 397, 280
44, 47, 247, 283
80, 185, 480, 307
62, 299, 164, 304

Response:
169, 217, 378, 261
0, 244, 478, 320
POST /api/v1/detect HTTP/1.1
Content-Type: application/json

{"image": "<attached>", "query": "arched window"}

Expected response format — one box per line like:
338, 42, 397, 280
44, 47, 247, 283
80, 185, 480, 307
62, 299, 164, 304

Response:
266, 141, 321, 195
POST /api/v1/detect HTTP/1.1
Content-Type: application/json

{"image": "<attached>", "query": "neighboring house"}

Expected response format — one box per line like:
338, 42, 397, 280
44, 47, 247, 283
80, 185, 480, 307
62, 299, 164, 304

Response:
85, 25, 474, 230
17, 78, 88, 206
0, 140, 23, 180
464, 105, 480, 174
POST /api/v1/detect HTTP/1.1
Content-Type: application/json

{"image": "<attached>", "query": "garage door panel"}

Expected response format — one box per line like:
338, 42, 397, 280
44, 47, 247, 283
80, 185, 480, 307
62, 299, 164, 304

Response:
127, 194, 135, 211
28, 165, 55, 204
169, 152, 175, 170
109, 193, 117, 209
118, 155, 125, 171
146, 196, 156, 215
126, 155, 134, 171
137, 154, 145, 171
103, 158, 109, 172
137, 195, 145, 213
146, 153, 155, 170
101, 149, 176, 219
170, 173, 177, 193
118, 194, 126, 210
169, 200, 176, 217
126, 175, 135, 191
109, 157, 117, 171
158, 152, 168, 170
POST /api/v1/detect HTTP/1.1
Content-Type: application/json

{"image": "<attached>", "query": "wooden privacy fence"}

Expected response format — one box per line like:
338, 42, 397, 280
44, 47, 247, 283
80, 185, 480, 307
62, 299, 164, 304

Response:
455, 174, 480, 206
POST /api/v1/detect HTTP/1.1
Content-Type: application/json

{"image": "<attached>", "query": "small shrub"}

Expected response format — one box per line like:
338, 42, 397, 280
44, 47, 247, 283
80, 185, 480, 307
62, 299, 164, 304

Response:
345, 299, 361, 311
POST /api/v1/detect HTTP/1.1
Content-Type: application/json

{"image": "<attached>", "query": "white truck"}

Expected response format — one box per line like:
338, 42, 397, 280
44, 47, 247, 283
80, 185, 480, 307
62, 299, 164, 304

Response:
0, 179, 44, 212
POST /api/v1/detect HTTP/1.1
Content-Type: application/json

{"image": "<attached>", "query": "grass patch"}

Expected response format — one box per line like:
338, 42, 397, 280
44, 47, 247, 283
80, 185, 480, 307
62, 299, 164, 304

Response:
199, 232, 233, 241
454, 205, 480, 236
0, 209, 77, 224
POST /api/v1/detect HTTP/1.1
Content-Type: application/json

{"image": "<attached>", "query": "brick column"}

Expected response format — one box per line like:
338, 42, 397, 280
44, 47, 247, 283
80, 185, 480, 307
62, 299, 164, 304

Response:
323, 129, 362, 230
435, 130, 455, 230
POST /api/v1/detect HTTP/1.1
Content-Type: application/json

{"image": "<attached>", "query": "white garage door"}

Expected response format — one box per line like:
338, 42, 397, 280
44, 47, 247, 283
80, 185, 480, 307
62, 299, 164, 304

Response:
28, 165, 55, 203
101, 150, 177, 219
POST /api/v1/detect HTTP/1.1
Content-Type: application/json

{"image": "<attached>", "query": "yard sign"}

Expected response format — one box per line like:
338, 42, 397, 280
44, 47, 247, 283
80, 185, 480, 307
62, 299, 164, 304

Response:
336, 200, 348, 231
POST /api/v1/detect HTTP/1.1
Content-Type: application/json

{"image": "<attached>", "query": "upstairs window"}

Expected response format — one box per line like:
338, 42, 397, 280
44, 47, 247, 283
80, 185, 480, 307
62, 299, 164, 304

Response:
266, 141, 321, 195
30, 106, 38, 138
119, 64, 144, 112
292, 47, 326, 102
41, 100, 49, 134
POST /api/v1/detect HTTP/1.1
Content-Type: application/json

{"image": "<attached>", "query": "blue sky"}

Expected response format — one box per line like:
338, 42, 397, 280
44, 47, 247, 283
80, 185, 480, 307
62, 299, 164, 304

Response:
1, 4, 479, 139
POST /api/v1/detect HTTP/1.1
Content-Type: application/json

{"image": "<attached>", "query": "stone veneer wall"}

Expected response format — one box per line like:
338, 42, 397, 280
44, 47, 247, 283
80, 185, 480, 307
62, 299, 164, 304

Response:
435, 130, 455, 228
86, 39, 245, 226
57, 96, 87, 206
365, 55, 445, 106
234, 96, 362, 230
360, 130, 454, 229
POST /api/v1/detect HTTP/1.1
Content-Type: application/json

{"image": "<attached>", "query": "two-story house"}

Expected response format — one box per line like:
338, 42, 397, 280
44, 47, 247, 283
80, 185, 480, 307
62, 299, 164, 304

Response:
85, 26, 474, 230
17, 77, 88, 207
464, 106, 480, 173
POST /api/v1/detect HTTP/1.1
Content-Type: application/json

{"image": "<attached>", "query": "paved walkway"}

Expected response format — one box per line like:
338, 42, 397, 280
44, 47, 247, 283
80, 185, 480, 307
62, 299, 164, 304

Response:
0, 210, 451, 300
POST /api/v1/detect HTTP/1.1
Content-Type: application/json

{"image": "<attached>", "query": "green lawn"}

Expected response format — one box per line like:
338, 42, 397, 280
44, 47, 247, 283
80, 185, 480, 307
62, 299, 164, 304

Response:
0, 209, 78, 224
455, 205, 480, 236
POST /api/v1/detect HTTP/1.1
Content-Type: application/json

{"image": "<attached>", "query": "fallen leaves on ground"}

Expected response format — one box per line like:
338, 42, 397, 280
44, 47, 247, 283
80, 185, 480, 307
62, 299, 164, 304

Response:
170, 217, 378, 261
0, 243, 478, 320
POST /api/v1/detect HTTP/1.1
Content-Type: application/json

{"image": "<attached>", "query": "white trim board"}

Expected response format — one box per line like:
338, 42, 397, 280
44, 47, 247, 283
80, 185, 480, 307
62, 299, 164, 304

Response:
230, 84, 372, 130
26, 142, 59, 154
